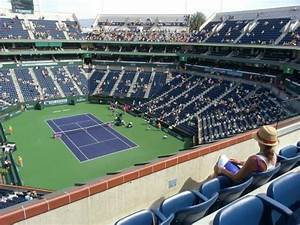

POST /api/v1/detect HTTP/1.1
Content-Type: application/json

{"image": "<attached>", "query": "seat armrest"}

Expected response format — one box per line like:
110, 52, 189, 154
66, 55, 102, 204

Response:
277, 155, 288, 161
191, 190, 209, 201
257, 194, 293, 216
152, 208, 174, 225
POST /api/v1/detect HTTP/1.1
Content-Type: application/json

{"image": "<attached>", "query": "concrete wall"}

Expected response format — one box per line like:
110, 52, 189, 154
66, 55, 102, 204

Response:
6, 121, 300, 225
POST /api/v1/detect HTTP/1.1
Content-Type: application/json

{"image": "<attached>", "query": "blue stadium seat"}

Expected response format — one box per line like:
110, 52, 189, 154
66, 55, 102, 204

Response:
267, 172, 300, 225
200, 176, 253, 208
277, 145, 300, 174
245, 163, 281, 192
158, 190, 218, 225
213, 195, 297, 225
297, 141, 300, 150
114, 209, 174, 225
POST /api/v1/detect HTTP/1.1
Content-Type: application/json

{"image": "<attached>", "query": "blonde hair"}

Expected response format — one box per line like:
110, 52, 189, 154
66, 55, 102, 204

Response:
259, 143, 276, 161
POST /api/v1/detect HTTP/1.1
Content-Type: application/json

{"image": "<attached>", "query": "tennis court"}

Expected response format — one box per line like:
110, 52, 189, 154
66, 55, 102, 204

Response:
47, 113, 137, 162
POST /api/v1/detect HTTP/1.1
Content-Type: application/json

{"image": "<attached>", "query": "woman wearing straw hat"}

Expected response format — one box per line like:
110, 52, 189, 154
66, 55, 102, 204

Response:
214, 125, 278, 182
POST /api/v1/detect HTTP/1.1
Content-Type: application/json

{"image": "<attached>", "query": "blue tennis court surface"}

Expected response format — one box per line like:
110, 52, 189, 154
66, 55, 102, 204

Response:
47, 113, 137, 162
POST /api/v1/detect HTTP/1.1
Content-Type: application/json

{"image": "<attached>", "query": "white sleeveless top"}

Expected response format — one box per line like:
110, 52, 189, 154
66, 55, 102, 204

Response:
256, 154, 275, 170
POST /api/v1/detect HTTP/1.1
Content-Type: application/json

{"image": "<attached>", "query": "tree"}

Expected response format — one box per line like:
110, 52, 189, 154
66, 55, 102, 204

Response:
189, 12, 206, 32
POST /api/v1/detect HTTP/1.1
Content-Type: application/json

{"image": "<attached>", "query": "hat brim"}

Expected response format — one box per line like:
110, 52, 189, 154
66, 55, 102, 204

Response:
253, 132, 278, 147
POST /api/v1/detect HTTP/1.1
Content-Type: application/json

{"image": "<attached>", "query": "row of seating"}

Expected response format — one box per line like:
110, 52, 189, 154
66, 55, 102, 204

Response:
214, 172, 300, 225
136, 73, 296, 143
0, 17, 82, 40
0, 188, 44, 210
190, 16, 300, 46
0, 65, 88, 103
114, 142, 300, 225
90, 70, 168, 99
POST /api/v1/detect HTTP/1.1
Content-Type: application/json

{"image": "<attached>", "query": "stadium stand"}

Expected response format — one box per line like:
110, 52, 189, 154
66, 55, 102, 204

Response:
14, 68, 41, 102
33, 67, 62, 100
30, 19, 65, 40
49, 66, 80, 96
135, 73, 296, 143
87, 14, 190, 42
66, 65, 89, 95
0, 17, 29, 40
0, 69, 19, 104
0, 4, 300, 225
0, 9, 82, 40
190, 6, 300, 46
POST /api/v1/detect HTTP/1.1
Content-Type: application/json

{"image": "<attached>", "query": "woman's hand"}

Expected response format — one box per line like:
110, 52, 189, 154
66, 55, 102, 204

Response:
230, 158, 244, 165
214, 164, 223, 175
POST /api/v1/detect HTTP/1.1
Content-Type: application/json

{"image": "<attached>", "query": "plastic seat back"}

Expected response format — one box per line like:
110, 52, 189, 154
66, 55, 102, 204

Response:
159, 190, 218, 225
278, 145, 300, 174
267, 173, 300, 225
219, 176, 253, 204
213, 196, 265, 225
115, 210, 155, 225
250, 163, 281, 189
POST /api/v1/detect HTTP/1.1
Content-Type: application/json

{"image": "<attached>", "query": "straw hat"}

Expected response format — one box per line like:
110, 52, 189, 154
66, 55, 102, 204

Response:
253, 125, 278, 147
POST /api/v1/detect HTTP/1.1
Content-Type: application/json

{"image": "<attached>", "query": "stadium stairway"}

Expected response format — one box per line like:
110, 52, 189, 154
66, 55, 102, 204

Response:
144, 70, 156, 98
29, 68, 44, 100
9, 69, 24, 103
45, 67, 66, 98
92, 70, 110, 95
110, 70, 125, 96
63, 66, 84, 95
80, 67, 93, 80
23, 19, 35, 40
126, 70, 140, 98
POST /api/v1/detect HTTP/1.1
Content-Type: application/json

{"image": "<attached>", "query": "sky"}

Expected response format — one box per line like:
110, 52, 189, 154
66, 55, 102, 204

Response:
1, 0, 300, 19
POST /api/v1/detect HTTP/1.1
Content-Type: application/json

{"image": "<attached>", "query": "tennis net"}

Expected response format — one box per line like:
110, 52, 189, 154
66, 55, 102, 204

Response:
55, 122, 113, 136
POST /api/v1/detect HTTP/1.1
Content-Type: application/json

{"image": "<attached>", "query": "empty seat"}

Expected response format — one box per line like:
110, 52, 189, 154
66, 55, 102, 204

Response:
267, 172, 300, 225
158, 190, 218, 225
213, 195, 296, 225
114, 209, 174, 225
200, 176, 253, 208
277, 145, 300, 174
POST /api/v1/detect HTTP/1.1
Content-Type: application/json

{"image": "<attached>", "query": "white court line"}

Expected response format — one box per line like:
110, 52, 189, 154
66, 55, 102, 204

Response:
48, 113, 91, 121
46, 113, 139, 163
88, 113, 139, 148
46, 120, 82, 163
86, 114, 132, 148
59, 119, 95, 127
52, 120, 89, 160
76, 122, 99, 143
79, 137, 119, 148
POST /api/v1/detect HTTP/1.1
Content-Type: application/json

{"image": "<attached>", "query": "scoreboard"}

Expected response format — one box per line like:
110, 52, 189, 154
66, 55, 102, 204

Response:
11, 0, 34, 14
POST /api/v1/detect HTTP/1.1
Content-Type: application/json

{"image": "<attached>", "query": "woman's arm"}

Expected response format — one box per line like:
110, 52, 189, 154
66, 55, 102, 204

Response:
230, 158, 245, 166
215, 156, 257, 182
